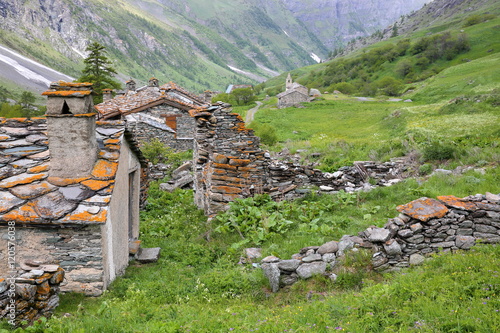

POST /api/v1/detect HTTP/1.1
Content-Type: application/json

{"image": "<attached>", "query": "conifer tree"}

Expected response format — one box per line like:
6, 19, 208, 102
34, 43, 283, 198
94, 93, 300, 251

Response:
79, 42, 121, 103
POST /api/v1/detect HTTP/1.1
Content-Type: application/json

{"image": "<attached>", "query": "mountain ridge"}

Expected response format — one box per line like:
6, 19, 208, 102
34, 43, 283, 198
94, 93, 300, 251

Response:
0, 0, 431, 94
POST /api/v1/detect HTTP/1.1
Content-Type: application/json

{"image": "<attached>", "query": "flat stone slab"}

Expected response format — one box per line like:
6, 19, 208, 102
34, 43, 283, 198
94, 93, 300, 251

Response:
136, 247, 161, 263
437, 195, 477, 211
396, 197, 449, 222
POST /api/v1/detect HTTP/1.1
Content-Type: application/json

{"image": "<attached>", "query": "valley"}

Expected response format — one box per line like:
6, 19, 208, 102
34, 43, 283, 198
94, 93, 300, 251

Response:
1, 0, 500, 331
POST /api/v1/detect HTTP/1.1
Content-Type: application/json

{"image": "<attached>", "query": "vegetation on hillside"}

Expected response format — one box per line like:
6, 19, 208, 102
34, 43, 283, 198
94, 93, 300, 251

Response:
0, 87, 45, 118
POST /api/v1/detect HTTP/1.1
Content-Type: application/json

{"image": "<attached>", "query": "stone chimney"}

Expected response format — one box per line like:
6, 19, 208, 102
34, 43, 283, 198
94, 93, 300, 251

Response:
148, 77, 159, 87
126, 79, 136, 91
42, 81, 97, 178
102, 88, 113, 102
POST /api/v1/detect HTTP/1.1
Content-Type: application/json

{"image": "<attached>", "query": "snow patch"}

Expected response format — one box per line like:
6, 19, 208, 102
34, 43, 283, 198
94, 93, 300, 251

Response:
283, 30, 289, 37
0, 53, 52, 86
227, 65, 253, 76
72, 47, 87, 59
0, 45, 73, 80
256, 64, 280, 77
310, 52, 321, 63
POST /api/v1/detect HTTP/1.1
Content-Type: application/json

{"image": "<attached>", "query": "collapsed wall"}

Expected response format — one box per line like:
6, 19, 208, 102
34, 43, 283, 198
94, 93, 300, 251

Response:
191, 104, 268, 215
190, 103, 410, 215
0, 264, 64, 326
260, 193, 500, 292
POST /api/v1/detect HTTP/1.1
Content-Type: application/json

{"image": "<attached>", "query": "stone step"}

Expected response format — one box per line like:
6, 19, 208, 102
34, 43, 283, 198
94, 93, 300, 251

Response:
136, 247, 161, 263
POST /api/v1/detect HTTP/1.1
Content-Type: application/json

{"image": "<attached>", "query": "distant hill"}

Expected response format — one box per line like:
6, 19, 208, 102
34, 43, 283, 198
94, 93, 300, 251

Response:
0, 0, 429, 95
260, 0, 500, 99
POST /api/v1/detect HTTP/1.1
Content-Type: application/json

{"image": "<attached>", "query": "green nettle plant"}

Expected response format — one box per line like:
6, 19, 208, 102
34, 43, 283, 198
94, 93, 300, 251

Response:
214, 194, 294, 245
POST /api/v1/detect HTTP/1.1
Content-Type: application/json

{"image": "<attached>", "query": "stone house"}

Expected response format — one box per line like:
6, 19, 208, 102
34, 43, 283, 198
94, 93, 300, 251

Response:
0, 82, 146, 296
277, 73, 310, 108
96, 78, 207, 151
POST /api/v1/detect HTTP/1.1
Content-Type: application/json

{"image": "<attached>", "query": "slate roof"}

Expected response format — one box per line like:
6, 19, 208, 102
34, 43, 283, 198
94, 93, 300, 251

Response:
277, 89, 309, 99
95, 82, 206, 120
0, 117, 141, 225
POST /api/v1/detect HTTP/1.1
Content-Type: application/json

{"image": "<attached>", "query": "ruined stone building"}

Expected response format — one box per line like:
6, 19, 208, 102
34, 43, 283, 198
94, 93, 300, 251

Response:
0, 82, 146, 296
95, 78, 207, 151
277, 73, 310, 108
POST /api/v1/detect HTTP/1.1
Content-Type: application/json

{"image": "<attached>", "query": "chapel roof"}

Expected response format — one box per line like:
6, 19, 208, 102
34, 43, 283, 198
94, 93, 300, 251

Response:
0, 117, 142, 225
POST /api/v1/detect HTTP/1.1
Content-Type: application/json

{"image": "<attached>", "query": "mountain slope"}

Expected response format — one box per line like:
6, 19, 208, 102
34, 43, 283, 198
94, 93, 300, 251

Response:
0, 0, 434, 94
281, 0, 431, 50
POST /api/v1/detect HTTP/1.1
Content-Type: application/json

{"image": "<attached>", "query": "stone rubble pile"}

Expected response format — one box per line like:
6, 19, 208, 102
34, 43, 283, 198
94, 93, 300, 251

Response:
260, 193, 500, 292
266, 159, 408, 200
159, 161, 194, 192
0, 263, 64, 326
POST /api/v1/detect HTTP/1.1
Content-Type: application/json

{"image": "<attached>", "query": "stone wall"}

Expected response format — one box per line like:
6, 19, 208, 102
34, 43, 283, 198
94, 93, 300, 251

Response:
0, 225, 105, 296
191, 104, 268, 215
127, 106, 195, 152
190, 103, 411, 215
260, 193, 500, 291
0, 264, 64, 326
266, 159, 407, 200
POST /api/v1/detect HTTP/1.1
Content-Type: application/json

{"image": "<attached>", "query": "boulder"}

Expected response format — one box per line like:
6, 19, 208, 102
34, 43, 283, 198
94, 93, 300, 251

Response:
296, 262, 327, 279
317, 241, 339, 255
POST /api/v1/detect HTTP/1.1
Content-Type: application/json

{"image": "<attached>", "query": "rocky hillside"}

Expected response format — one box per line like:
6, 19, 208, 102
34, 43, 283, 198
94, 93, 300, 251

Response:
338, 0, 499, 57
0, 0, 430, 93
281, 0, 431, 50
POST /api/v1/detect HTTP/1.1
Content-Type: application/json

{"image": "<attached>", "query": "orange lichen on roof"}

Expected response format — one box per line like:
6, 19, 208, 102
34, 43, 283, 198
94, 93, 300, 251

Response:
9, 181, 55, 200
27, 164, 50, 174
396, 197, 449, 222
56, 81, 92, 87
91, 160, 119, 180
105, 144, 120, 151
61, 208, 107, 223
0, 135, 10, 140
1, 204, 40, 222
0, 173, 47, 189
41, 90, 91, 96
81, 179, 114, 191
47, 176, 90, 186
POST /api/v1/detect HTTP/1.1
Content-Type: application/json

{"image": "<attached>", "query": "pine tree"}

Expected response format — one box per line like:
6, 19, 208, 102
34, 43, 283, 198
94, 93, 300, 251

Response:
79, 42, 121, 103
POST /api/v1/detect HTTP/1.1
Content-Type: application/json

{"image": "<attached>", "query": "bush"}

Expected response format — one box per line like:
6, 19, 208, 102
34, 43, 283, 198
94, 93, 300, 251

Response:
334, 82, 357, 95
463, 13, 496, 27
395, 59, 414, 78
376, 77, 403, 96
255, 124, 278, 146
422, 141, 456, 161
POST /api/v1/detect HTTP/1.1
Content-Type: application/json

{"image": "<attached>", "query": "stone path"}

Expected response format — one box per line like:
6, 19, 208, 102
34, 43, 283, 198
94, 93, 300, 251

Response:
245, 101, 262, 125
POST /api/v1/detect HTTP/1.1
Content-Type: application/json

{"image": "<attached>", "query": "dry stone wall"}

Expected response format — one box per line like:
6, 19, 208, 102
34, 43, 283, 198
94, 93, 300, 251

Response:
191, 104, 268, 215
190, 103, 412, 215
0, 264, 64, 326
260, 193, 500, 292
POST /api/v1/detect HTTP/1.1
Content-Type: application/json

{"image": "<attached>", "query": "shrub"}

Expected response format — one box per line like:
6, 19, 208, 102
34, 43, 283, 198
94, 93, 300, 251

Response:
334, 82, 357, 95
376, 77, 403, 96
255, 124, 278, 146
395, 59, 414, 78
422, 141, 456, 161
463, 13, 496, 27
